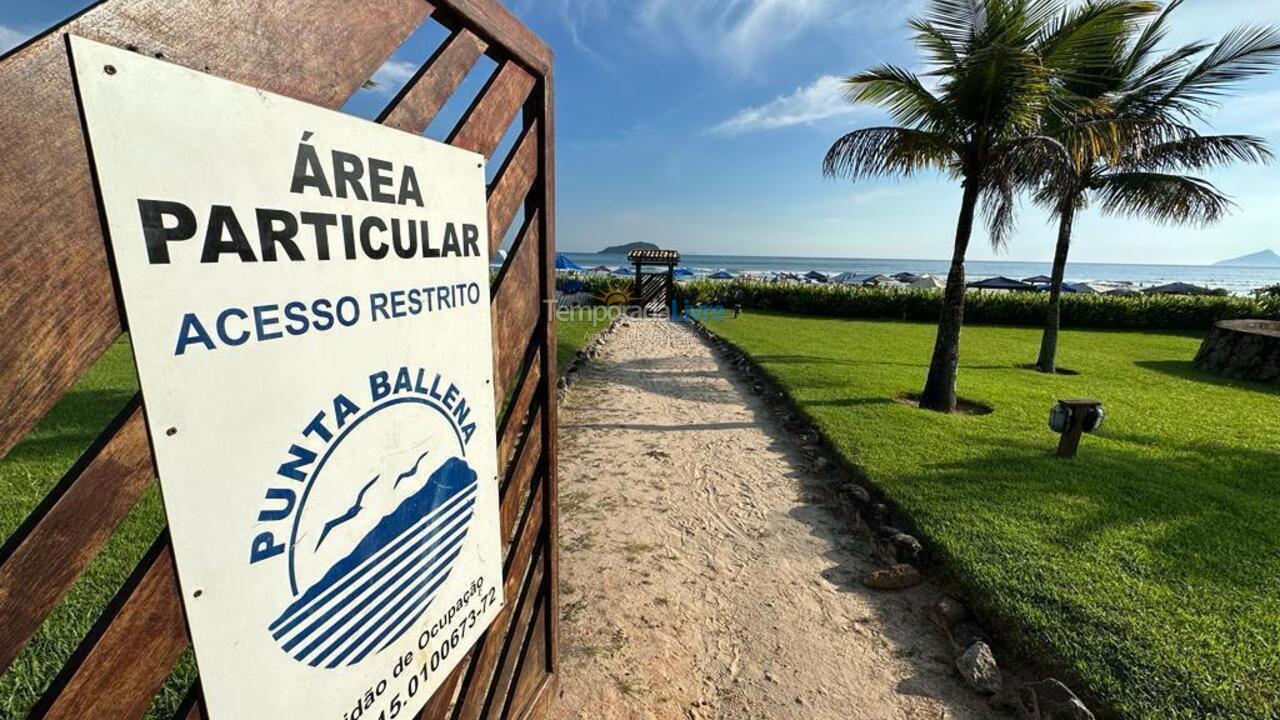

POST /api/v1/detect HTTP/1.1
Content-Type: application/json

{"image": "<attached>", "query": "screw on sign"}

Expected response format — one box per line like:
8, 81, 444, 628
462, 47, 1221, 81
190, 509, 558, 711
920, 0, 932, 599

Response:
1048, 399, 1105, 458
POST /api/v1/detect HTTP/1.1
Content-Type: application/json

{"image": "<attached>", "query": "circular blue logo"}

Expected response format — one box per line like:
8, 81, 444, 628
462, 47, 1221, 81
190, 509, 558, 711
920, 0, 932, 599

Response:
267, 397, 477, 668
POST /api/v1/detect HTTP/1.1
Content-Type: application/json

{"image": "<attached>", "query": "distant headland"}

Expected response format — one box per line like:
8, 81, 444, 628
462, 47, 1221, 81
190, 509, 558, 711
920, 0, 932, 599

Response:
598, 241, 659, 254
1214, 249, 1280, 267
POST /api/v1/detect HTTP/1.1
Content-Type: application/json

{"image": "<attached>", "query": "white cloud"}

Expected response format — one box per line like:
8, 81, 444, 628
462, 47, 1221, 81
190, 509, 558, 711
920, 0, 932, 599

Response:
514, 0, 843, 75
0, 24, 31, 54
555, 0, 614, 69
364, 60, 417, 93
638, 0, 836, 74
709, 74, 862, 135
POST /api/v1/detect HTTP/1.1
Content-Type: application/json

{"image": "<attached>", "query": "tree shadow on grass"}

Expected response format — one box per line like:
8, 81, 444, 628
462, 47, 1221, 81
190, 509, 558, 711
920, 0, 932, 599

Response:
1135, 360, 1280, 396
804, 397, 898, 408
751, 354, 1035, 374
749, 353, 889, 367
910, 436, 1280, 715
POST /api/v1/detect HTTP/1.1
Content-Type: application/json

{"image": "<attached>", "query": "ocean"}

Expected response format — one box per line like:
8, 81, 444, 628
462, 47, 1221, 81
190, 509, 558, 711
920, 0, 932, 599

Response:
563, 253, 1280, 295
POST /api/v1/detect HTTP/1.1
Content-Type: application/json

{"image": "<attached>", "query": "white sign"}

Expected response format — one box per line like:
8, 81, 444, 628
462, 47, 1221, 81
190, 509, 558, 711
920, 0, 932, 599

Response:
70, 37, 504, 719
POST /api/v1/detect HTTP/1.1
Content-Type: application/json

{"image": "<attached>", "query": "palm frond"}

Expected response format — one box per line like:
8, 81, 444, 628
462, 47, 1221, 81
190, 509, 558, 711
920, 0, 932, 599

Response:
1120, 0, 1183, 75
1058, 115, 1192, 164
1151, 24, 1280, 120
996, 133, 1073, 183
846, 65, 953, 130
1115, 41, 1210, 112
917, 0, 986, 56
910, 18, 962, 66
1036, 0, 1156, 80
981, 179, 1019, 250
1093, 171, 1232, 225
1125, 133, 1273, 172
822, 127, 956, 181
992, 133, 1084, 216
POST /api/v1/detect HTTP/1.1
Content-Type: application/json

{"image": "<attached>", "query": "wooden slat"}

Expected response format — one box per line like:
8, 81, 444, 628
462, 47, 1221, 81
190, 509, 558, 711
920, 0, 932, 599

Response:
500, 415, 541, 542
431, 0, 552, 76
455, 539, 544, 720
503, 483, 544, 602
0, 0, 433, 459
497, 347, 541, 472
480, 575, 545, 720
532, 67, 562, 679
418, 652, 471, 719
486, 121, 539, 256
0, 400, 153, 673
380, 27, 487, 134
448, 61, 535, 158
31, 537, 188, 720
514, 674, 555, 720
453, 484, 543, 720
504, 591, 549, 719
491, 213, 541, 404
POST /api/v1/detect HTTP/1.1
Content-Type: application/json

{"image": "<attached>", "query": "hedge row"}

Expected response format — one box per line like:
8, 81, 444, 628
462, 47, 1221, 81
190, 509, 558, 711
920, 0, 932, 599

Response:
672, 280, 1280, 331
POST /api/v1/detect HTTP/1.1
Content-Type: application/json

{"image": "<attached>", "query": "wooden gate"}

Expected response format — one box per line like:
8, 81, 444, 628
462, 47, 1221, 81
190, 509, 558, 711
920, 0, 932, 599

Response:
0, 1, 559, 717
634, 273, 670, 315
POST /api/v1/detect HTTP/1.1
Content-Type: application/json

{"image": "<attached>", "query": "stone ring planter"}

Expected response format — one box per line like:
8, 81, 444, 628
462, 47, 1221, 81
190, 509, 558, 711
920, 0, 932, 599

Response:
1194, 319, 1280, 384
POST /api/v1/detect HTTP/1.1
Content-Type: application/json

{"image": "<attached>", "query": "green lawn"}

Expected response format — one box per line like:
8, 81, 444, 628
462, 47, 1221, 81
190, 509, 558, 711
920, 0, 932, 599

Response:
555, 315, 613, 368
0, 338, 196, 718
710, 312, 1280, 720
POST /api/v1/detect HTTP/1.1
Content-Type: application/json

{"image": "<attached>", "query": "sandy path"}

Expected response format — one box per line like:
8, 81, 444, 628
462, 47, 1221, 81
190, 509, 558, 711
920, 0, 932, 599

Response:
551, 320, 998, 720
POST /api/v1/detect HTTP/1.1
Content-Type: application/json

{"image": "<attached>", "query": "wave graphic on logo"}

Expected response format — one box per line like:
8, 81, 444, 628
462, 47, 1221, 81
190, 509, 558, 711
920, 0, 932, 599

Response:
268, 456, 478, 668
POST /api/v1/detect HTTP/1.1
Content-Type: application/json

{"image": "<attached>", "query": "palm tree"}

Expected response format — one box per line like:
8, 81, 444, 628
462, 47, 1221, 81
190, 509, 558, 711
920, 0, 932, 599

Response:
824, 0, 1154, 412
1033, 1, 1280, 373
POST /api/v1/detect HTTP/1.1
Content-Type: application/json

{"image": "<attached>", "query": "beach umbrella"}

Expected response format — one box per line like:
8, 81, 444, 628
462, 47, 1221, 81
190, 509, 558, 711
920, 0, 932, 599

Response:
1068, 282, 1112, 294
1022, 274, 1053, 284
673, 267, 695, 278
555, 253, 585, 271
612, 266, 633, 276
1145, 281, 1211, 295
803, 270, 829, 283
708, 269, 734, 280
588, 264, 612, 273
861, 274, 891, 286
910, 275, 945, 290
967, 276, 1035, 292
830, 271, 859, 284
892, 272, 920, 283
1107, 286, 1140, 296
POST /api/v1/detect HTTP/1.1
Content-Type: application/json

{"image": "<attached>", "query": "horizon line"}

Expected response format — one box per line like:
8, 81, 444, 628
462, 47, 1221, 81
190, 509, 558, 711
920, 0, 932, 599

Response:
558, 250, 1280, 269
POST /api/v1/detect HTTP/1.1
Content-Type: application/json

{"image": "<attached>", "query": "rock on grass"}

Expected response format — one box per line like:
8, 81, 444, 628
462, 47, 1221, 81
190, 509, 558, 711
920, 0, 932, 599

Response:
954, 641, 1001, 695
863, 563, 922, 590
1021, 679, 1095, 720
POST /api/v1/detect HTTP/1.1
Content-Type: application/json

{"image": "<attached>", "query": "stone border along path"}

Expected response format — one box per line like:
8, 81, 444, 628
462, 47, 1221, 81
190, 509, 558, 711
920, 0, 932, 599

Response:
550, 318, 1015, 719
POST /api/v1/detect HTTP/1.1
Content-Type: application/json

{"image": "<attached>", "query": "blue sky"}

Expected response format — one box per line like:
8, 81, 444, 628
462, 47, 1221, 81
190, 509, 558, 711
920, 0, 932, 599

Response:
4, 0, 1279, 265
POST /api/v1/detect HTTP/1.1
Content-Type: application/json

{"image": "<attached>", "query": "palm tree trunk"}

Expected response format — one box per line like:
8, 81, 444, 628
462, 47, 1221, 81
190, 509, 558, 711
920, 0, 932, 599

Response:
919, 179, 980, 412
1035, 203, 1076, 374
